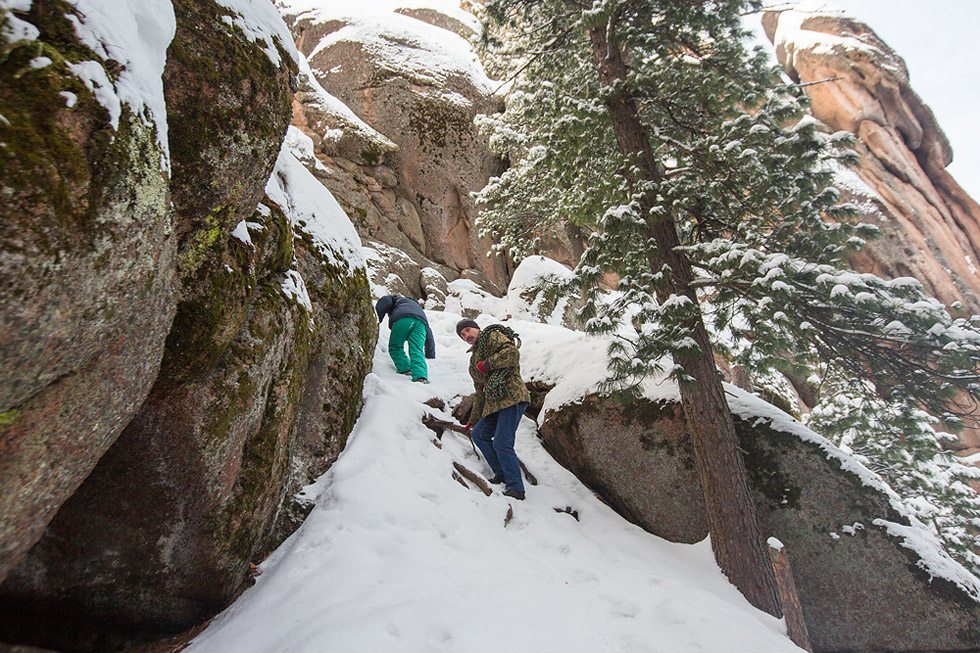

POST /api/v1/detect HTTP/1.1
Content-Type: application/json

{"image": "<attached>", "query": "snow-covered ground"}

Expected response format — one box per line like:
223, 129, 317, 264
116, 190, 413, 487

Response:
187, 302, 801, 653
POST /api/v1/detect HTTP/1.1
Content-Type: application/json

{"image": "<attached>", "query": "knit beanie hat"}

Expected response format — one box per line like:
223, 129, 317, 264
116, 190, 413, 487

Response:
455, 318, 479, 337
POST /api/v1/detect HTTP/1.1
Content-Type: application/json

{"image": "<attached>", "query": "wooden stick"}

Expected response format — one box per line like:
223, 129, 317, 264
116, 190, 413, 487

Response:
519, 460, 538, 486
768, 538, 813, 652
452, 462, 492, 496
423, 415, 537, 485
423, 414, 469, 435
423, 415, 478, 453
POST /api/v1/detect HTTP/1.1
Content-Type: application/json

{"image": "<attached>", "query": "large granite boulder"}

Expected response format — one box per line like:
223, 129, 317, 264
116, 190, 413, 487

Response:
163, 0, 297, 379
0, 127, 375, 651
0, 0, 374, 645
0, 0, 176, 583
539, 389, 980, 651
280, 2, 511, 287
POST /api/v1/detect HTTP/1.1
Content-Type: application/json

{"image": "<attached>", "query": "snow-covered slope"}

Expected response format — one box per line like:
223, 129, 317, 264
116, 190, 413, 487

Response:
186, 300, 801, 652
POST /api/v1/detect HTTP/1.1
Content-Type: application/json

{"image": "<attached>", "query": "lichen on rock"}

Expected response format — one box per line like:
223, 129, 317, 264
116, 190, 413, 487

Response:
0, 0, 175, 586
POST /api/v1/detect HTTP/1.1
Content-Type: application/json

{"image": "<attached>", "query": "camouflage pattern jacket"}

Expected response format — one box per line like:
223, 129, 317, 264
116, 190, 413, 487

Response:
468, 325, 530, 421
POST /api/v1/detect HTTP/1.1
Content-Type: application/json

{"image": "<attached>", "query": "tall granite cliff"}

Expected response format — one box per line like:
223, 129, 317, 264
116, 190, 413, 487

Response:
762, 1, 980, 455
277, 0, 513, 291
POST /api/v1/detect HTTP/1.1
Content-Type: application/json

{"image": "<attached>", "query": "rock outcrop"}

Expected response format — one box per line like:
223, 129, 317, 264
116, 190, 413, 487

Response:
0, 125, 375, 651
0, 0, 176, 584
539, 390, 980, 652
0, 2, 375, 650
279, 1, 511, 288
762, 2, 980, 456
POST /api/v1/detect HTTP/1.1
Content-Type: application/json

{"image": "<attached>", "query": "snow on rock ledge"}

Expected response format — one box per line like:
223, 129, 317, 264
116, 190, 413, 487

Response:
217, 0, 299, 69
267, 126, 366, 275
60, 0, 176, 163
534, 351, 980, 650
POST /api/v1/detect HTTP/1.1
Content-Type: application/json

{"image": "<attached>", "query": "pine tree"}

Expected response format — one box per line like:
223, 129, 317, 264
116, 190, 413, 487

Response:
477, 0, 980, 611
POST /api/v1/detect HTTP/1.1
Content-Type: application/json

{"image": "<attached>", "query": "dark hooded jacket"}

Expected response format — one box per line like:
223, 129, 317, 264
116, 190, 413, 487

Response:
375, 295, 436, 359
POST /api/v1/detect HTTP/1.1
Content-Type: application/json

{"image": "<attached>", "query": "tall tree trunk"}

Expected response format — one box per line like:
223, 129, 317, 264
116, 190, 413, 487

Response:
589, 20, 781, 617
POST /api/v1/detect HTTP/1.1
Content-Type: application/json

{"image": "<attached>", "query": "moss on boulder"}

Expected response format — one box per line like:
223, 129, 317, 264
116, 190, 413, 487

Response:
0, 1, 175, 584
0, 5, 373, 650
164, 0, 296, 276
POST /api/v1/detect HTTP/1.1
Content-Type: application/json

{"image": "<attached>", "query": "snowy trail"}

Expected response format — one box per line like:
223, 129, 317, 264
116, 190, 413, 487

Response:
186, 310, 801, 653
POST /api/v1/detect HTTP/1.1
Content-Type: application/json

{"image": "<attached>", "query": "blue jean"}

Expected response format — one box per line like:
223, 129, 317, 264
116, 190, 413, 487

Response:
471, 402, 528, 493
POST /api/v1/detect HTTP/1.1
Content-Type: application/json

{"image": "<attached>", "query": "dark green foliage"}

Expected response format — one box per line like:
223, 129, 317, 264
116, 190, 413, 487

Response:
478, 0, 980, 572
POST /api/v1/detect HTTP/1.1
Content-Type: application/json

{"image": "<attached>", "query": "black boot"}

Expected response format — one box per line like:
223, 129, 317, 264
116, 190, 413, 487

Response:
502, 489, 525, 501
488, 475, 504, 485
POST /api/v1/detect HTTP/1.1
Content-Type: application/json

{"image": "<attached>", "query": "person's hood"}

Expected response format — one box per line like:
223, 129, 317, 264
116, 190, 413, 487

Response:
375, 295, 394, 322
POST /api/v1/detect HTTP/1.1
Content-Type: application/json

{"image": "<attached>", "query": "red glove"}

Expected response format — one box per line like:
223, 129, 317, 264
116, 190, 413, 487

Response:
465, 423, 475, 434
476, 360, 488, 375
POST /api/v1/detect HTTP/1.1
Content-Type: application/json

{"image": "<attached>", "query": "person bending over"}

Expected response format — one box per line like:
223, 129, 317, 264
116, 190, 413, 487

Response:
376, 295, 435, 383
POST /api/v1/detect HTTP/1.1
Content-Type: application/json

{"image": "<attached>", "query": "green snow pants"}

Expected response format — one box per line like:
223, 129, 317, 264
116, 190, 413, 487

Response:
388, 316, 428, 381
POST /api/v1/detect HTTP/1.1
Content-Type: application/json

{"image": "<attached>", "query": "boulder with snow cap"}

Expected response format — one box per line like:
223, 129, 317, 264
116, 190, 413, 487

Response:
507, 256, 585, 329
364, 240, 425, 297
539, 389, 980, 651
280, 1, 510, 286
420, 266, 449, 309
0, 129, 375, 650
0, 0, 176, 584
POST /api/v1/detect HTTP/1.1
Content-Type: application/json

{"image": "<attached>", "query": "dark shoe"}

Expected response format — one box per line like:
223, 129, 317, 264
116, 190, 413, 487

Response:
502, 489, 525, 501
398, 370, 411, 376
488, 475, 504, 485
413, 377, 429, 384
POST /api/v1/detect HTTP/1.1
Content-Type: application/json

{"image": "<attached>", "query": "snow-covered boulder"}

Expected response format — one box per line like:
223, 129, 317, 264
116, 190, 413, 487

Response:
0, 0, 176, 585
291, 50, 398, 166
279, 0, 510, 286
419, 266, 449, 309
506, 255, 583, 328
0, 128, 375, 648
539, 387, 980, 651
364, 240, 426, 297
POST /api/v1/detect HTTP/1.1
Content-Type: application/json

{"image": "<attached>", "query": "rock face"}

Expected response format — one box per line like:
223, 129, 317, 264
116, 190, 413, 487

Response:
279, 2, 511, 288
0, 0, 176, 584
0, 127, 375, 650
762, 2, 980, 456
539, 391, 980, 652
0, 2, 375, 650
